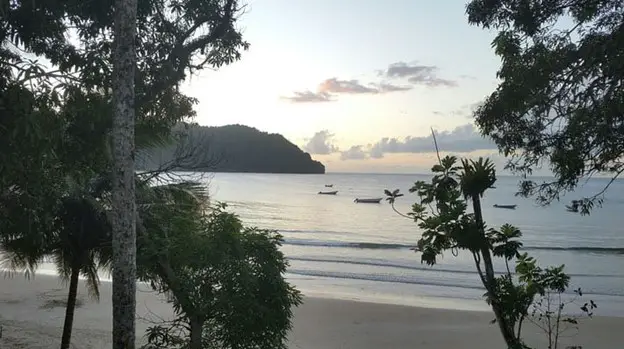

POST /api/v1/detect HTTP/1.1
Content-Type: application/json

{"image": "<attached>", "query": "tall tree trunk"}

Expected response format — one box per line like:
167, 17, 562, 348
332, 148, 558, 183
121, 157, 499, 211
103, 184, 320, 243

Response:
112, 0, 138, 347
189, 316, 204, 349
60, 265, 81, 349
472, 196, 519, 347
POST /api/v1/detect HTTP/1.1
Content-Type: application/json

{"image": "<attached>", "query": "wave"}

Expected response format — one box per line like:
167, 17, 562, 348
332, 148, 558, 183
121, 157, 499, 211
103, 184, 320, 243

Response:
283, 238, 413, 250
287, 256, 620, 278
524, 246, 624, 254
282, 238, 624, 255
288, 268, 485, 292
286, 269, 624, 297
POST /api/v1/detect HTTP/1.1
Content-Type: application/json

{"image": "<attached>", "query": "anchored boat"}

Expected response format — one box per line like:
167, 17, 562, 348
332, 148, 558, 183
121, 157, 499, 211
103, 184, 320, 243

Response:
493, 204, 517, 209
354, 198, 382, 204
318, 190, 338, 195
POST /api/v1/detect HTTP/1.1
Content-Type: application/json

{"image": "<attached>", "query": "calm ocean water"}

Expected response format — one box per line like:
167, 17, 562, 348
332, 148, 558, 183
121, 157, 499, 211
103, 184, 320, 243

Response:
27, 172, 623, 316
205, 172, 624, 316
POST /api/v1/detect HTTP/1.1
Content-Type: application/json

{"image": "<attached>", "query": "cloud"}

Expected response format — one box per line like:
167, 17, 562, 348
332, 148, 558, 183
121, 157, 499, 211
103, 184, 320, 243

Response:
381, 62, 457, 88
303, 130, 339, 155
283, 61, 457, 103
318, 78, 377, 94
374, 83, 413, 93
284, 78, 412, 103
281, 91, 333, 103
368, 123, 495, 158
340, 145, 369, 160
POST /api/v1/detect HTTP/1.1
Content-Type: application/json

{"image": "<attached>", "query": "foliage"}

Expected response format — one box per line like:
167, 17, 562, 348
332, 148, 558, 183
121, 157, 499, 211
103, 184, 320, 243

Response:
2, 0, 250, 346
0, 52, 67, 234
136, 187, 302, 349
386, 155, 596, 349
1, 0, 250, 210
137, 124, 326, 174
2, 0, 248, 110
1, 175, 112, 349
465, 0, 624, 213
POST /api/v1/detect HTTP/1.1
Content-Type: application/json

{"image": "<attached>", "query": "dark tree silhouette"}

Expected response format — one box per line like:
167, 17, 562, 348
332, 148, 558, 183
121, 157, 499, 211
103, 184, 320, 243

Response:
466, 0, 624, 213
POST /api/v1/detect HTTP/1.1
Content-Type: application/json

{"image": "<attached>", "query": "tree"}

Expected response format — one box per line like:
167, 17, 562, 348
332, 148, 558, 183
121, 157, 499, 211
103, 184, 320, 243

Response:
0, 46, 69, 241
111, 0, 139, 347
385, 156, 595, 349
1, 86, 113, 349
1, 176, 112, 349
3, 1, 249, 346
465, 0, 624, 213
136, 184, 301, 349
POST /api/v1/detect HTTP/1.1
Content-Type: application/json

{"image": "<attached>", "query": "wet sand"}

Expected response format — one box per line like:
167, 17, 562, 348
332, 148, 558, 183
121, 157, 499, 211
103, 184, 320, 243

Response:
0, 274, 621, 348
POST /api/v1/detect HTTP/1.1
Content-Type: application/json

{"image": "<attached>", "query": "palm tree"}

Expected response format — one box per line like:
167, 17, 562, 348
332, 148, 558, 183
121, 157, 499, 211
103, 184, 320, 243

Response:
457, 157, 519, 346
1, 176, 112, 349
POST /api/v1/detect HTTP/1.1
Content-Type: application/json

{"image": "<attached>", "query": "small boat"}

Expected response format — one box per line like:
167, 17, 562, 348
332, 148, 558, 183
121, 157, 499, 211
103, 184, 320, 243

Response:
354, 198, 383, 204
493, 204, 517, 209
325, 184, 334, 188
318, 191, 338, 195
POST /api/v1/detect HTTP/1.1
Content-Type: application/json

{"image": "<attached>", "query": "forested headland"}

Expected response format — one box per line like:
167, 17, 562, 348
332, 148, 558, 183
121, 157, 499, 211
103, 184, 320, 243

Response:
137, 124, 325, 174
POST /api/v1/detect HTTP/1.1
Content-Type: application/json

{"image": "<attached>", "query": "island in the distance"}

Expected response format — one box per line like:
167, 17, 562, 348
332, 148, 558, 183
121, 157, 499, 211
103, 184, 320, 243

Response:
137, 124, 325, 174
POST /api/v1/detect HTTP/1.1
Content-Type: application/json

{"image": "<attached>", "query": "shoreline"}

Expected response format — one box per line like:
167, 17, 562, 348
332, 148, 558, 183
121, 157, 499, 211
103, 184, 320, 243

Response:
1, 273, 623, 348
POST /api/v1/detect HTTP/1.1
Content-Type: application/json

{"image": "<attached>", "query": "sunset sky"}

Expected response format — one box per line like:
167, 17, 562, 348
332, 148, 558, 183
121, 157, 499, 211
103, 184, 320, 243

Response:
180, 0, 507, 173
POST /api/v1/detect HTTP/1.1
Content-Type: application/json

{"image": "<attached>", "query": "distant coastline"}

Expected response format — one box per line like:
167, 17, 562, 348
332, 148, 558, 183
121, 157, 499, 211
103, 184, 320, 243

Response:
137, 124, 325, 175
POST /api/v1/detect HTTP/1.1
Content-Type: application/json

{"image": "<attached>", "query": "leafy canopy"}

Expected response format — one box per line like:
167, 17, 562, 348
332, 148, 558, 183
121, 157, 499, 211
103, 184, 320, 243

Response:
136, 183, 301, 349
2, 0, 248, 150
466, 0, 624, 212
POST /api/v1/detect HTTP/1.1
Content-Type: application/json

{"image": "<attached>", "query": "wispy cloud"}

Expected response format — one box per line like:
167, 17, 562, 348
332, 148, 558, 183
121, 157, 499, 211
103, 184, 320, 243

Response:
318, 78, 378, 94
380, 62, 457, 88
303, 130, 339, 154
283, 78, 411, 103
374, 83, 413, 93
284, 61, 456, 103
281, 91, 334, 103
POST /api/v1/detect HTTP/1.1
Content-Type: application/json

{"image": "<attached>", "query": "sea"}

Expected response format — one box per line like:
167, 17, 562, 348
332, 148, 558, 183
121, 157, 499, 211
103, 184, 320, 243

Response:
32, 172, 624, 317
204, 172, 624, 317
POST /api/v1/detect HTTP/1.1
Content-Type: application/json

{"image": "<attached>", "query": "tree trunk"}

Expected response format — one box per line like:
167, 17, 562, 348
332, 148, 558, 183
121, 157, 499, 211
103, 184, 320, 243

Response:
60, 265, 81, 349
472, 196, 519, 347
189, 317, 204, 349
111, 0, 138, 347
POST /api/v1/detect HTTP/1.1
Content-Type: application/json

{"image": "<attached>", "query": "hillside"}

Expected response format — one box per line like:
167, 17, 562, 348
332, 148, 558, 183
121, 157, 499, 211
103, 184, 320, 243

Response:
137, 124, 325, 174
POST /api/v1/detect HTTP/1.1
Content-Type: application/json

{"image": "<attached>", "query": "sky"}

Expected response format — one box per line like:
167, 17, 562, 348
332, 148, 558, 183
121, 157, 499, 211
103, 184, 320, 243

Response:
180, 0, 508, 174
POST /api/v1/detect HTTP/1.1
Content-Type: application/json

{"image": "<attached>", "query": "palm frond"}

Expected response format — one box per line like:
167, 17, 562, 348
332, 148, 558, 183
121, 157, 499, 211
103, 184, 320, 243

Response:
52, 250, 73, 284
135, 122, 177, 151
138, 181, 208, 209
81, 258, 102, 301
1, 248, 42, 279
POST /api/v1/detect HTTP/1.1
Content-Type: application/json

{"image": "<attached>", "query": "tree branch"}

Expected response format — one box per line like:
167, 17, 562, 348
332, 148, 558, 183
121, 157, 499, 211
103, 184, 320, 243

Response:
139, 0, 239, 107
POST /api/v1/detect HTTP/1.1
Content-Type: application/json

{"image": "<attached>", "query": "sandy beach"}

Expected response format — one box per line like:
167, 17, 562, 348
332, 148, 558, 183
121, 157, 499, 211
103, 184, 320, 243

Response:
0, 273, 622, 349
